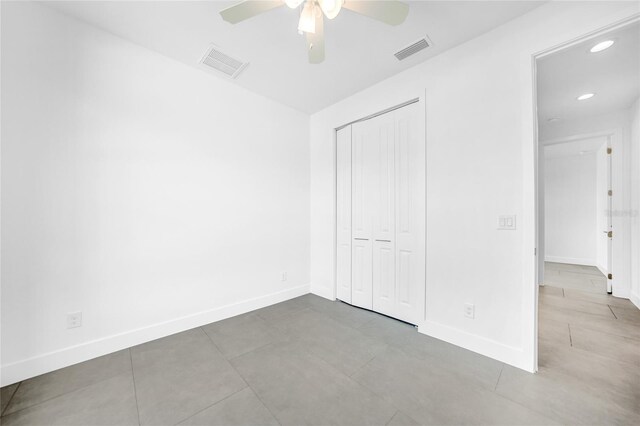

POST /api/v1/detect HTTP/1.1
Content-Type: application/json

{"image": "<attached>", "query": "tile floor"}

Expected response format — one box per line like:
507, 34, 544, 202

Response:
1, 290, 639, 425
543, 262, 607, 294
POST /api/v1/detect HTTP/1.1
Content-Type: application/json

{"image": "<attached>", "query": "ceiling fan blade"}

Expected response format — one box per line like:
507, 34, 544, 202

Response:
342, 0, 409, 26
220, 1, 284, 24
306, 12, 325, 64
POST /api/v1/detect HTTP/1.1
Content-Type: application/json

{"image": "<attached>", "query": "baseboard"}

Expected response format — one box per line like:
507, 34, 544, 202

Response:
310, 283, 335, 301
544, 256, 596, 267
0, 284, 310, 386
630, 292, 640, 310
596, 264, 608, 276
418, 320, 533, 373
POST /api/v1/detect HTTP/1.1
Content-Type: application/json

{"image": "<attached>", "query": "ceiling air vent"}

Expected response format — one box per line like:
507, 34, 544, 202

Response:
394, 37, 431, 61
200, 45, 248, 79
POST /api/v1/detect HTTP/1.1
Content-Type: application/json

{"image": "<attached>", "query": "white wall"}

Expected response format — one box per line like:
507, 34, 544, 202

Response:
542, 108, 634, 298
543, 148, 598, 266
630, 97, 640, 308
309, 1, 639, 372
1, 2, 310, 385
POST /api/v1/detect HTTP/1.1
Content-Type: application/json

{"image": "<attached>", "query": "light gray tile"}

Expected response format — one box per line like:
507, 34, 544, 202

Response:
496, 365, 639, 425
538, 343, 640, 415
131, 328, 246, 425
231, 342, 397, 426
1, 383, 19, 416
386, 410, 420, 426
254, 296, 311, 322
4, 349, 131, 415
539, 293, 616, 318
179, 387, 278, 426
562, 288, 633, 308
538, 318, 571, 348
352, 347, 556, 425
399, 334, 503, 391
539, 305, 640, 341
271, 308, 387, 376
303, 295, 379, 329
610, 304, 640, 323
569, 325, 640, 366
356, 315, 417, 348
202, 312, 286, 359
0, 374, 138, 426
539, 285, 563, 297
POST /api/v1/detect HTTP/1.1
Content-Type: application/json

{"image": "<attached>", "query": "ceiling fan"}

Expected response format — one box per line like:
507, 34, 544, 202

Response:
219, 0, 409, 64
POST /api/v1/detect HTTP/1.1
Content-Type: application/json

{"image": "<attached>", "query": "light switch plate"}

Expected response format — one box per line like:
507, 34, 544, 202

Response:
498, 215, 516, 230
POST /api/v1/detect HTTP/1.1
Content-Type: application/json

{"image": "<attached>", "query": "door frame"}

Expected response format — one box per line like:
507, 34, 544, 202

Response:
332, 94, 427, 322
532, 15, 639, 370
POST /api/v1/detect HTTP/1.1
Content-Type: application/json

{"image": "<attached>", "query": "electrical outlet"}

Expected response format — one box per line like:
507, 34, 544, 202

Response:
281, 272, 287, 282
67, 312, 82, 329
464, 304, 475, 319
497, 215, 516, 230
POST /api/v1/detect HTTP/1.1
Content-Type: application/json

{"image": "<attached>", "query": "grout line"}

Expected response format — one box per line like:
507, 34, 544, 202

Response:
562, 288, 565, 298
200, 327, 282, 426
494, 365, 504, 391
129, 348, 141, 426
1, 381, 21, 417
175, 386, 249, 425
608, 305, 618, 319
568, 324, 573, 347
385, 410, 400, 426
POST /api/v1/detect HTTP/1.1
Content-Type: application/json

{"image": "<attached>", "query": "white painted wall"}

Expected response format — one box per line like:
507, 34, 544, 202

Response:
309, 1, 639, 372
543, 147, 598, 266
542, 108, 634, 298
1, 2, 310, 385
630, 97, 640, 308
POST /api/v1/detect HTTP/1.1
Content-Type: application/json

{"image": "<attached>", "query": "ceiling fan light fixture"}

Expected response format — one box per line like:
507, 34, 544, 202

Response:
285, 0, 304, 8
298, 1, 316, 34
319, 0, 343, 19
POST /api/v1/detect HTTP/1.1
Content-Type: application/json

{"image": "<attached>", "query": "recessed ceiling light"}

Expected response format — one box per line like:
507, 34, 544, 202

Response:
590, 40, 615, 53
577, 93, 595, 101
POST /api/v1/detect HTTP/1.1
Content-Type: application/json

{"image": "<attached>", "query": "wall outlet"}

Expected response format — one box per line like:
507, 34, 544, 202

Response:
67, 312, 82, 329
464, 304, 475, 319
281, 272, 287, 282
497, 215, 516, 230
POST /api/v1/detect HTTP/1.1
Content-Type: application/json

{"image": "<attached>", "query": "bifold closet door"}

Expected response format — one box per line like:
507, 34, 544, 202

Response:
336, 126, 352, 303
351, 120, 373, 309
393, 102, 425, 325
371, 113, 397, 317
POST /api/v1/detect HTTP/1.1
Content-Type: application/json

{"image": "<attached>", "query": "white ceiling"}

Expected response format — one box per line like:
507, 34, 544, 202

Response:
537, 21, 640, 132
44, 1, 543, 113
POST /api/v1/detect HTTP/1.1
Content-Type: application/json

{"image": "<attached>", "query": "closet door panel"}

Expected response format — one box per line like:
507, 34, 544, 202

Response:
394, 103, 425, 325
351, 122, 370, 240
351, 238, 373, 309
336, 126, 352, 303
372, 240, 395, 315
372, 115, 395, 242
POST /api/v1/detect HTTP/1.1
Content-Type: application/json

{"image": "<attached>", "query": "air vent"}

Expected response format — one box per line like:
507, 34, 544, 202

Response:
200, 45, 248, 79
394, 37, 431, 61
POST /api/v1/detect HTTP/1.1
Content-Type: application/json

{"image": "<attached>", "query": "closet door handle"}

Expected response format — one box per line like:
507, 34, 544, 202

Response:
375, 239, 391, 243
353, 238, 369, 241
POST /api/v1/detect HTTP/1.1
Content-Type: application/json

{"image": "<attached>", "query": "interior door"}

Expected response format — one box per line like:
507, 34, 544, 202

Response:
606, 139, 613, 294
351, 121, 373, 309
393, 102, 425, 325
336, 126, 352, 303
371, 113, 397, 316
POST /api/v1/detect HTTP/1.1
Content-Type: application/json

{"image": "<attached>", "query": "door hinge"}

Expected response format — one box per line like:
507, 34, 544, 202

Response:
607, 147, 612, 154
608, 190, 613, 196
608, 231, 613, 238
608, 273, 613, 280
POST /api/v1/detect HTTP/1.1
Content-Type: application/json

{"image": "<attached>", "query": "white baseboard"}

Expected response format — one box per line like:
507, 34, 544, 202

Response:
630, 292, 640, 310
310, 283, 335, 301
596, 264, 608, 276
544, 256, 596, 267
0, 284, 310, 386
418, 320, 533, 373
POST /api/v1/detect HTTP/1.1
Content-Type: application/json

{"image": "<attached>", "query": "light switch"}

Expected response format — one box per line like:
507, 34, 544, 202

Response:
498, 215, 516, 230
